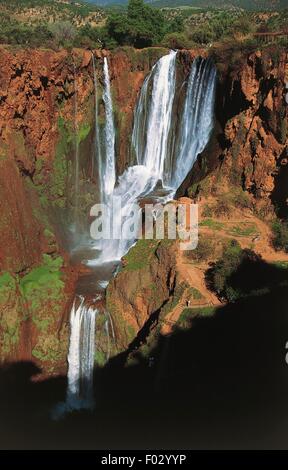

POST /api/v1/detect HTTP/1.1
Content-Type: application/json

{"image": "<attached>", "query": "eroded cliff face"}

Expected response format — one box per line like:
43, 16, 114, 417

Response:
106, 240, 177, 352
106, 46, 288, 363
188, 48, 288, 217
0, 44, 286, 376
0, 45, 173, 375
223, 50, 287, 205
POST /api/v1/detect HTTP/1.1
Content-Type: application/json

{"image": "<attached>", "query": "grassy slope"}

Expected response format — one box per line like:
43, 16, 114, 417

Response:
85, 0, 287, 10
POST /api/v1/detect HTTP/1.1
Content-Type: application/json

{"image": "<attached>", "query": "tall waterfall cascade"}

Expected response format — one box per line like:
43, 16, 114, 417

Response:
66, 57, 117, 410
91, 53, 102, 198
133, 50, 177, 180
92, 51, 216, 264
132, 53, 217, 190
66, 297, 98, 410
66, 51, 217, 411
103, 57, 116, 200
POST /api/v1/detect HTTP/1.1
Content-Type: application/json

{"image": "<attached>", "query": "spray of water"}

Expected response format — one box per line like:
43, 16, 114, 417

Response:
66, 296, 98, 410
66, 52, 217, 410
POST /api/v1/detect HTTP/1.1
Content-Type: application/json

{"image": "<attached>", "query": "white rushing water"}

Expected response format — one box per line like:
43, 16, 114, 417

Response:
93, 51, 216, 264
92, 51, 178, 264
135, 50, 177, 179
102, 57, 116, 200
91, 53, 103, 199
170, 57, 217, 190
66, 57, 117, 410
66, 52, 217, 410
66, 296, 98, 410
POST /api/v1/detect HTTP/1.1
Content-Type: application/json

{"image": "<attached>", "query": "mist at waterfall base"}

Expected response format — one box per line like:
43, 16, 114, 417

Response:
60, 51, 217, 415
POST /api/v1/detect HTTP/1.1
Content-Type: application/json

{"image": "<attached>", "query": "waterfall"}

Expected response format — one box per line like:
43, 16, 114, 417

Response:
66, 51, 217, 411
90, 52, 217, 265
132, 53, 216, 192
102, 57, 116, 199
170, 57, 217, 190
132, 50, 177, 181
66, 57, 117, 411
66, 297, 98, 410
91, 54, 116, 203
92, 51, 178, 264
91, 53, 103, 198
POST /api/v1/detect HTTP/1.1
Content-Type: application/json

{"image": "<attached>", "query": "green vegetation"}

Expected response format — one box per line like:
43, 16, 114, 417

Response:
0, 314, 21, 354
161, 281, 188, 318
0, 0, 106, 48
32, 116, 75, 209
188, 287, 203, 300
209, 239, 264, 301
177, 305, 216, 328
0, 272, 21, 354
200, 218, 225, 230
210, 239, 242, 300
272, 219, 288, 252
185, 236, 215, 262
20, 254, 64, 312
232, 188, 253, 210
202, 190, 253, 221
77, 123, 91, 145
122, 238, 159, 271
0, 254, 68, 362
0, 0, 285, 50
95, 349, 107, 367
227, 223, 257, 237
0, 272, 16, 303
272, 261, 288, 269
179, 305, 215, 322
32, 334, 62, 363
107, 0, 165, 48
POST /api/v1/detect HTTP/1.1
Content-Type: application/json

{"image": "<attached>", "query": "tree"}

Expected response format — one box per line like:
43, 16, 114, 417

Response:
106, 14, 131, 46
272, 220, 288, 252
162, 32, 192, 50
49, 21, 76, 48
106, 0, 165, 48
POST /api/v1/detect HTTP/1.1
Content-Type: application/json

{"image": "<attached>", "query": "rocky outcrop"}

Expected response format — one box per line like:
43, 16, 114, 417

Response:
183, 48, 287, 216
106, 240, 177, 352
198, 47, 287, 217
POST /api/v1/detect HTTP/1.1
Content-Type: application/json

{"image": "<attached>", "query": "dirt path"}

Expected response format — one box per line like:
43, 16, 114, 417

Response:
160, 205, 288, 335
160, 293, 188, 335
177, 256, 221, 306
161, 251, 222, 335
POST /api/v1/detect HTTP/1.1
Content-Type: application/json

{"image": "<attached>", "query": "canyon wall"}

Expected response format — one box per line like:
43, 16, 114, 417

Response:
0, 44, 287, 376
0, 45, 170, 375
187, 47, 288, 217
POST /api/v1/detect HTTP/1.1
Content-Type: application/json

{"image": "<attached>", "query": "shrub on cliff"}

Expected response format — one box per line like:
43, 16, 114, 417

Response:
49, 21, 76, 49
208, 240, 263, 302
106, 0, 165, 48
0, 14, 53, 47
161, 32, 194, 49
272, 220, 288, 252
185, 237, 215, 262
75, 24, 117, 49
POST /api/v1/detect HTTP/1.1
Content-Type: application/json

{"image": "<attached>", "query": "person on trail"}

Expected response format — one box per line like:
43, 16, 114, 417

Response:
148, 356, 155, 368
